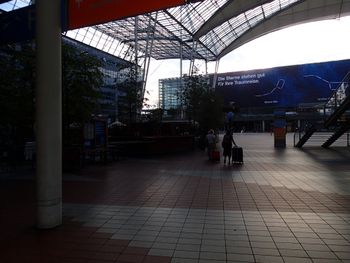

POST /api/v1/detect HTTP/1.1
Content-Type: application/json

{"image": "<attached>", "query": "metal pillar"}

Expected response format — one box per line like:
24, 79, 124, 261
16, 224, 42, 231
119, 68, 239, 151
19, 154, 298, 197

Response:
262, 120, 265, 132
212, 59, 220, 89
188, 41, 198, 76
141, 13, 158, 98
179, 43, 184, 119
36, 0, 62, 229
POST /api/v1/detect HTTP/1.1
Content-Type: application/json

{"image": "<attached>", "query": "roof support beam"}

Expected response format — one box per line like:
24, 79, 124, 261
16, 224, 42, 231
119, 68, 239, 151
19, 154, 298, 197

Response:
218, 0, 350, 59
194, 0, 274, 39
163, 10, 217, 60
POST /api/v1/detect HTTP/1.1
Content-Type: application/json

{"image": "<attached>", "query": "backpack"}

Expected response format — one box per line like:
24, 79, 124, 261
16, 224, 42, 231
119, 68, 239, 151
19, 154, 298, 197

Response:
222, 134, 231, 147
226, 111, 234, 122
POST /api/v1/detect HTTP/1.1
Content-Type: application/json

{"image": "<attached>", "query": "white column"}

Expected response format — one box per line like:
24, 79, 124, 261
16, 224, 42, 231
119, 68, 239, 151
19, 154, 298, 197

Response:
36, 0, 62, 229
212, 59, 220, 89
262, 120, 265, 132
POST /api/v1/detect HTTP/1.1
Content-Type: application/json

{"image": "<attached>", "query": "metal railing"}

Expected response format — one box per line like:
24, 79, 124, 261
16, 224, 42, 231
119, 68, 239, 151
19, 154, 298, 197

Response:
294, 130, 350, 147
323, 71, 350, 122
294, 71, 350, 147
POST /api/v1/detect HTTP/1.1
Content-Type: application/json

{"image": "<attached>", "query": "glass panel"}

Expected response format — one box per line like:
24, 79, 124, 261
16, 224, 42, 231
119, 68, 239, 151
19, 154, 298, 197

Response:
0, 0, 30, 11
1, 0, 304, 61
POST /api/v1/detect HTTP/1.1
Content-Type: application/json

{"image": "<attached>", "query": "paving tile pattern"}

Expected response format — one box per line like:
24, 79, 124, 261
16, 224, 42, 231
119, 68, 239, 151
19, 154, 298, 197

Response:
1, 134, 350, 262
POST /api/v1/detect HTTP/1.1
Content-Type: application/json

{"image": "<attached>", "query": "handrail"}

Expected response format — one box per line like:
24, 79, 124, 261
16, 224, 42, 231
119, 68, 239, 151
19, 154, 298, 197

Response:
323, 71, 350, 121
295, 130, 350, 147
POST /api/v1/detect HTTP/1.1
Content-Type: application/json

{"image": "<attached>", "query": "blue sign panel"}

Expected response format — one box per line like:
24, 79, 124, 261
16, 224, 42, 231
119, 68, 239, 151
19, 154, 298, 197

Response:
214, 59, 350, 108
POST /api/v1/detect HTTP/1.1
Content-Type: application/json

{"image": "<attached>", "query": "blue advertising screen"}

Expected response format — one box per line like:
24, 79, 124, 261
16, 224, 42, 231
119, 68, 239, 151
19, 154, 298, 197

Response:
213, 59, 350, 108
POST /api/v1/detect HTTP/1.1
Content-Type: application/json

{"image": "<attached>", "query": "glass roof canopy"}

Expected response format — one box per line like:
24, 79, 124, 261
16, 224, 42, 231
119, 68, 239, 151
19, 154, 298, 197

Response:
91, 0, 303, 61
1, 0, 305, 62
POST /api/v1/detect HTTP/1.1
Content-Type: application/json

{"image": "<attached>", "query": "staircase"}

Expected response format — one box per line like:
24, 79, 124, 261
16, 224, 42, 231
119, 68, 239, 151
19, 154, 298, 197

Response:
294, 71, 350, 148
322, 122, 350, 148
323, 76, 350, 128
295, 125, 317, 148
295, 130, 349, 148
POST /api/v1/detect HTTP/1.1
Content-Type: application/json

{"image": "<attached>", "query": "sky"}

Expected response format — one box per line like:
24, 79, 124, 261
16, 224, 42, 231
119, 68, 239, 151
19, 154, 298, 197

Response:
144, 16, 350, 107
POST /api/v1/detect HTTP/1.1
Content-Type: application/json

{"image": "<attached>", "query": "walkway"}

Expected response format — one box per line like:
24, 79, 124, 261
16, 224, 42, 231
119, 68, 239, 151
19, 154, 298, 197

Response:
1, 133, 350, 263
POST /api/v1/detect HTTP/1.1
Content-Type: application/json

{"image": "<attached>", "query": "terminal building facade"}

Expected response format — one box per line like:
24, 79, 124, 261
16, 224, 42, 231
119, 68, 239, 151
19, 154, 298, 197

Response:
0, 36, 138, 159
159, 77, 184, 118
63, 37, 136, 124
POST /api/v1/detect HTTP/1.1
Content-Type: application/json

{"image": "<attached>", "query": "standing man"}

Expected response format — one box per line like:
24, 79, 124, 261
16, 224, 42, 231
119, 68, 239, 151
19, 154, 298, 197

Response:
206, 129, 217, 160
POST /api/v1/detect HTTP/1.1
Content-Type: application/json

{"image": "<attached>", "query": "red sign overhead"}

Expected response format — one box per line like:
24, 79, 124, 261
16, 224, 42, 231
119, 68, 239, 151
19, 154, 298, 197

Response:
68, 0, 200, 30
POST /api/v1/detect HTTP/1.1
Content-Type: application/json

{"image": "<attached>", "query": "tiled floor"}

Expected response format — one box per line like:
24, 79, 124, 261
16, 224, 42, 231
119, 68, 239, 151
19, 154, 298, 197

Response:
1, 133, 350, 262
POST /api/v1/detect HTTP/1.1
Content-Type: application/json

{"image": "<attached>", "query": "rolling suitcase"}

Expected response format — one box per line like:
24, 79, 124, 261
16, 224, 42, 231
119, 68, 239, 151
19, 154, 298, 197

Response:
232, 146, 243, 164
211, 150, 220, 162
